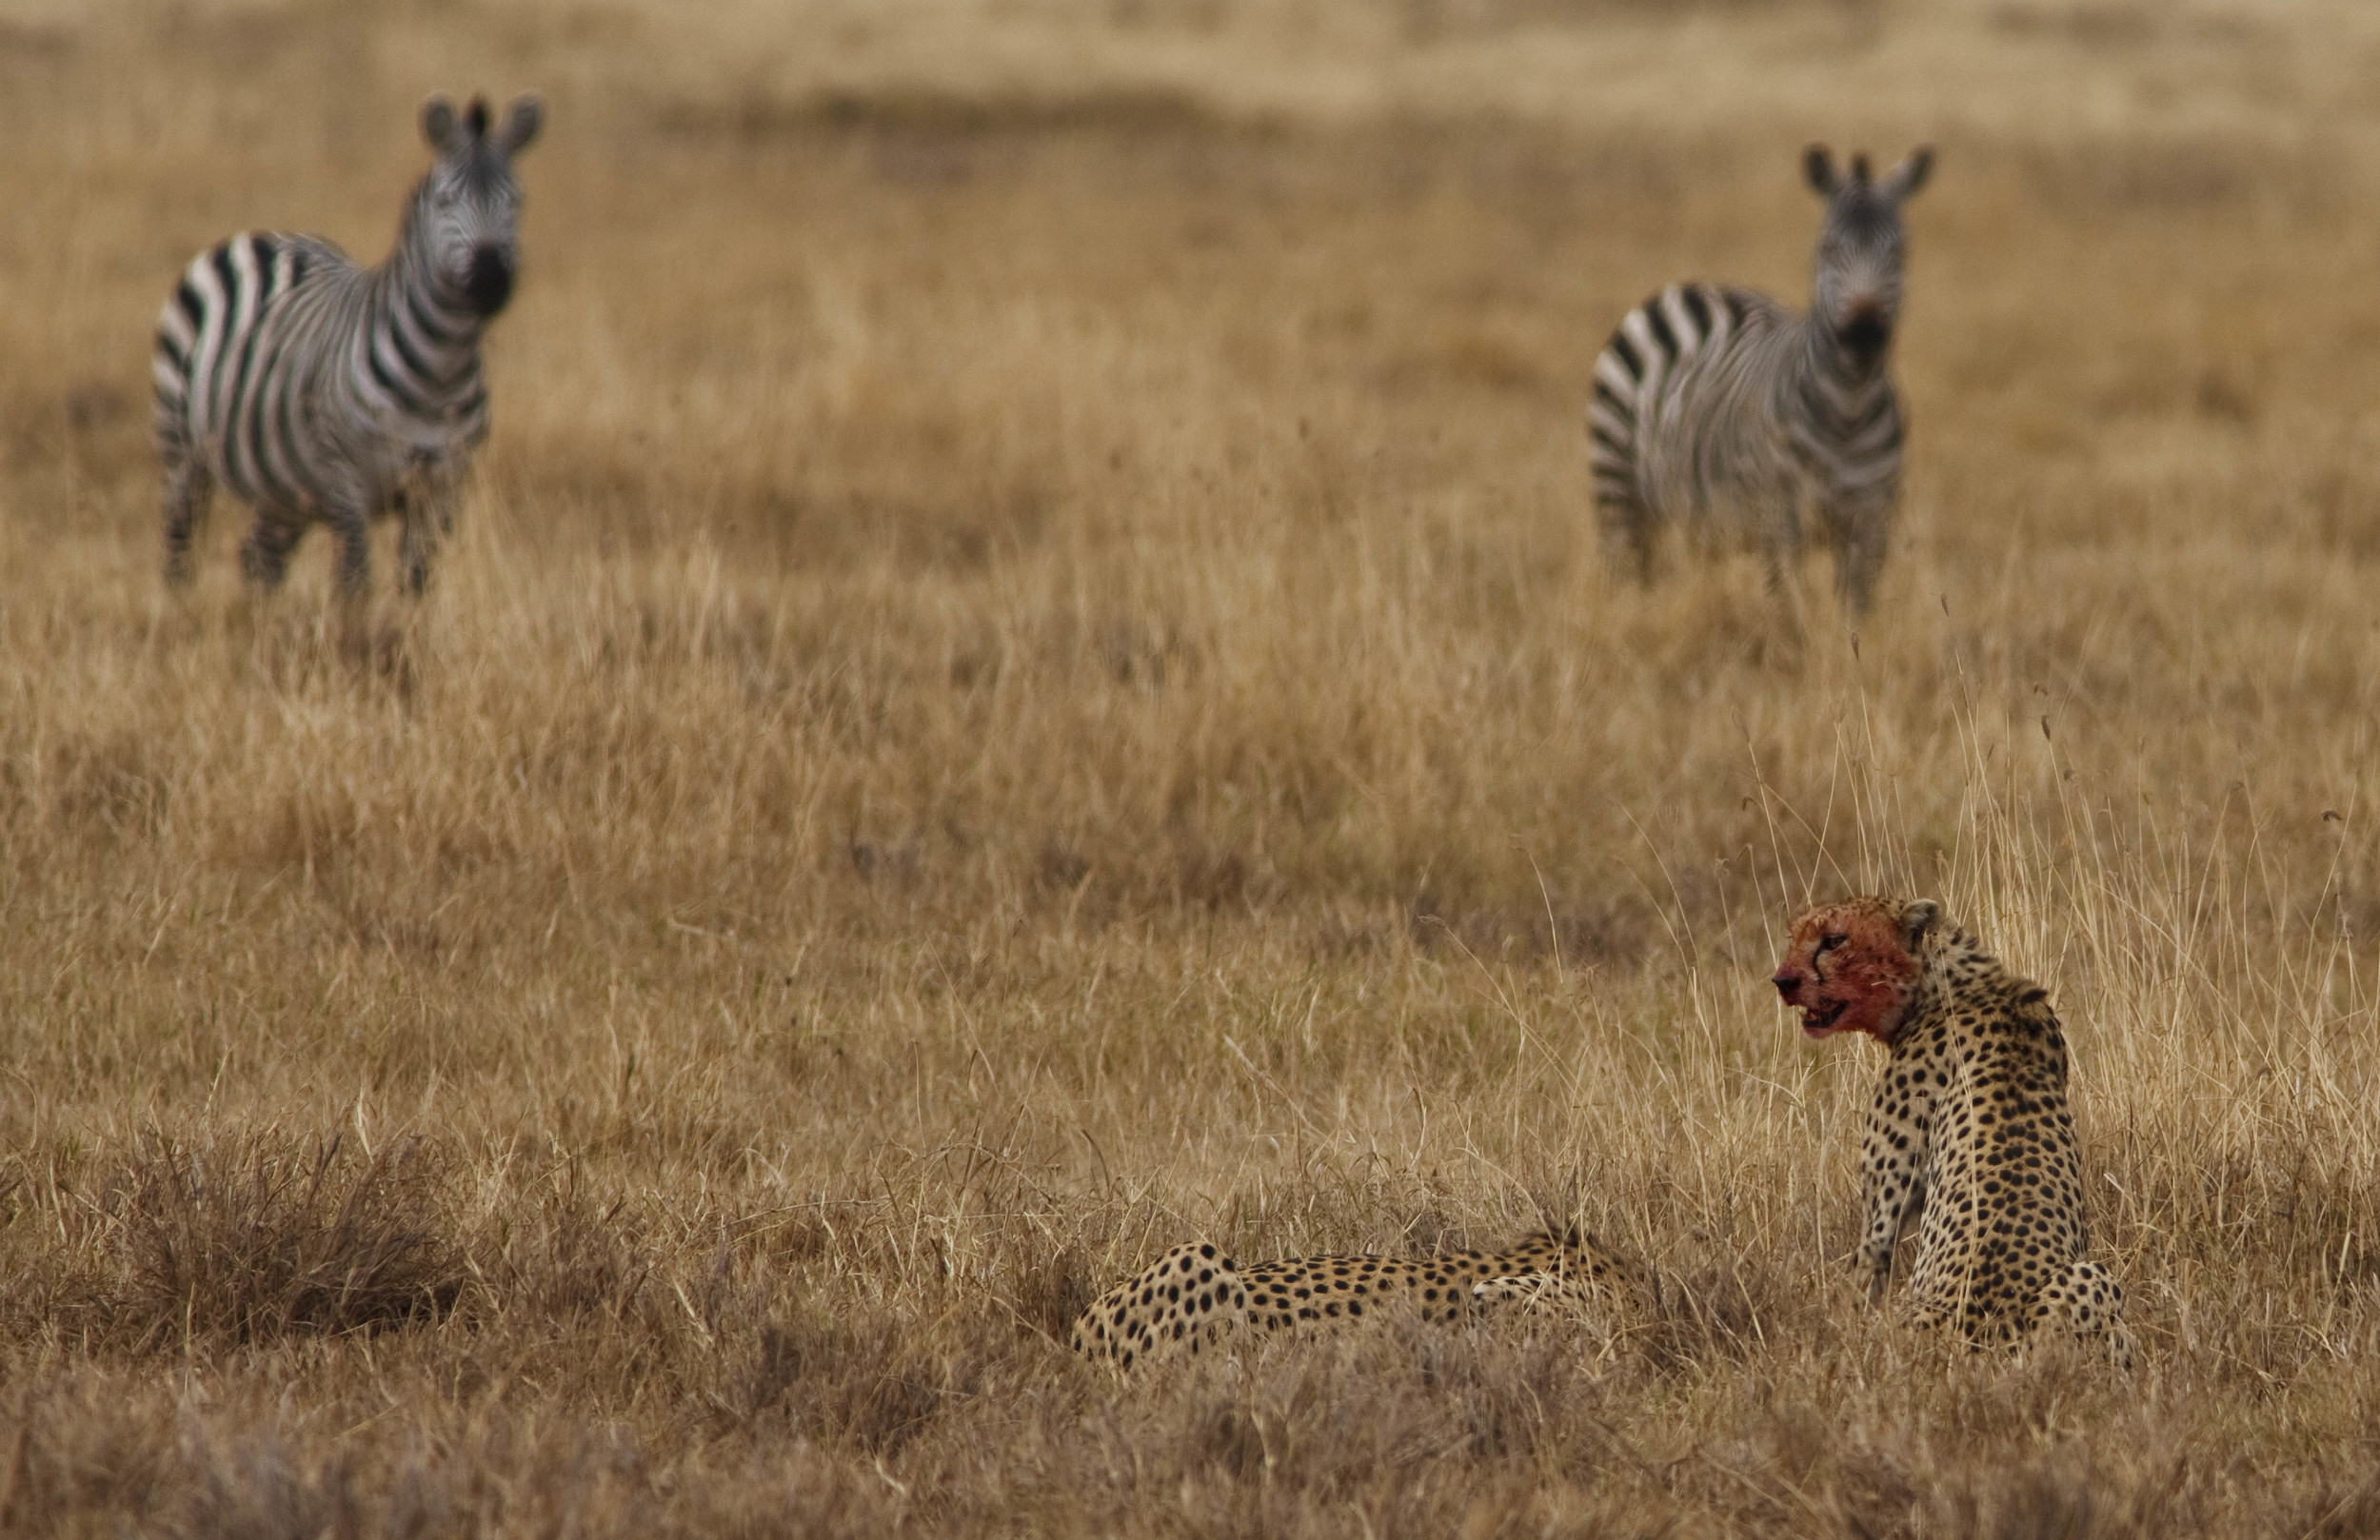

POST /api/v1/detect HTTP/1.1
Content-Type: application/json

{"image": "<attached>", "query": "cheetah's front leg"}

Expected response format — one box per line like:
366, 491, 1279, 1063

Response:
1853, 1062, 1935, 1307
1857, 1155, 1927, 1308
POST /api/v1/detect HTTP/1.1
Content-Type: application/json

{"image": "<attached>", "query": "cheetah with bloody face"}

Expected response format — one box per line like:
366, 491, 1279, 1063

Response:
1773, 896, 2132, 1366
1071, 1229, 1631, 1372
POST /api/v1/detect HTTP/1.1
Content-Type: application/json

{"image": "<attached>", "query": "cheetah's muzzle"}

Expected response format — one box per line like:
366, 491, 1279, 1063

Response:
1771, 963, 1848, 1037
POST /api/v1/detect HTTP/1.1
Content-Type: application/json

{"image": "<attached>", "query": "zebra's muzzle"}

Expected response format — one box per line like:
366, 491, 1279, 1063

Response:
465, 246, 515, 315
1835, 306, 1891, 364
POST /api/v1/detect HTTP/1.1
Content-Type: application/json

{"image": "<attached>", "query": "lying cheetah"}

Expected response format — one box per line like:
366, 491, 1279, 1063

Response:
1772, 895, 2132, 1366
1071, 1227, 1630, 1372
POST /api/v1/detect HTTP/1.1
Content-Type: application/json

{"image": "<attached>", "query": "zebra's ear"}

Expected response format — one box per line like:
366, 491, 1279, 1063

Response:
422, 95, 460, 152
1881, 147, 1934, 202
1803, 144, 1841, 197
493, 94, 545, 158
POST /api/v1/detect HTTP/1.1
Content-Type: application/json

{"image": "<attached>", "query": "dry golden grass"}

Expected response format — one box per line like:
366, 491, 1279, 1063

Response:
3, 0, 2380, 1533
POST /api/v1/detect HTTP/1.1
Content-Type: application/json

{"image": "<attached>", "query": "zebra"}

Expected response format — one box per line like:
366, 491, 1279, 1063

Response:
1587, 145, 1933, 615
152, 93, 543, 597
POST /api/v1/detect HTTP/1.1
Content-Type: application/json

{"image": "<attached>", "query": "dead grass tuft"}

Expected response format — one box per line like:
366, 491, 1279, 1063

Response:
96, 1132, 469, 1350
731, 1311, 997, 1455
1633, 1249, 1808, 1374
1003, 1238, 1101, 1348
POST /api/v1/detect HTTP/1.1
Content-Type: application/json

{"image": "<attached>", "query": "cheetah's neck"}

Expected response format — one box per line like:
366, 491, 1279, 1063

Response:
1897, 926, 2009, 1035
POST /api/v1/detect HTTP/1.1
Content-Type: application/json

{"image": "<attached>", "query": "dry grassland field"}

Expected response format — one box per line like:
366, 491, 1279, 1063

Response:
5, 0, 2380, 1533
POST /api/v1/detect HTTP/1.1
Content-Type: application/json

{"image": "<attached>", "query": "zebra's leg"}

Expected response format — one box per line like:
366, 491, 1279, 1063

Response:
1835, 533, 1885, 617
327, 504, 374, 599
238, 514, 303, 591
397, 520, 439, 595
161, 451, 213, 587
1832, 492, 1892, 617
397, 475, 460, 595
1596, 492, 1657, 586
1759, 531, 1807, 633
1761, 485, 1819, 639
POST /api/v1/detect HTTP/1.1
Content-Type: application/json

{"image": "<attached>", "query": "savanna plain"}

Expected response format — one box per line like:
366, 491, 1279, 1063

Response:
4, 0, 2380, 1534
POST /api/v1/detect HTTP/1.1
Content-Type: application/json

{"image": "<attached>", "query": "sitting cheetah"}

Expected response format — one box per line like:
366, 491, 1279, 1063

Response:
1071, 1227, 1630, 1372
1772, 895, 2132, 1366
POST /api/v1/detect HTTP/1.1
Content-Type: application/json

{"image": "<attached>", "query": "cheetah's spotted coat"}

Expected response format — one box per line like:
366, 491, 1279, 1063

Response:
1774, 896, 2132, 1366
1071, 1230, 1627, 1372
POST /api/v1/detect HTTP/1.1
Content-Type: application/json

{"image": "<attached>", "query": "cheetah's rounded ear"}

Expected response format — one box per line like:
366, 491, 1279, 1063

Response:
1804, 144, 1841, 196
422, 95, 459, 152
1882, 147, 1934, 202
1899, 898, 1943, 952
493, 94, 545, 158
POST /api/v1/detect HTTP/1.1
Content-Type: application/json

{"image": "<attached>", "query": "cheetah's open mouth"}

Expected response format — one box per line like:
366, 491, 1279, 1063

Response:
1797, 998, 1849, 1037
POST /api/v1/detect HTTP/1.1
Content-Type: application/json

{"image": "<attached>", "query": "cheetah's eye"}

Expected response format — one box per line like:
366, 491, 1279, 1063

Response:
1815, 934, 1845, 957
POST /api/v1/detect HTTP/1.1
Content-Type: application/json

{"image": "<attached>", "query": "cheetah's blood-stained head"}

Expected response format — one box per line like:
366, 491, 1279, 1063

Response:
1770, 896, 1940, 1044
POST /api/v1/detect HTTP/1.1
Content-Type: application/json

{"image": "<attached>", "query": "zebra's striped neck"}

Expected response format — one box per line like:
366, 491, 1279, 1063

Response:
363, 197, 489, 409
1788, 320, 1892, 431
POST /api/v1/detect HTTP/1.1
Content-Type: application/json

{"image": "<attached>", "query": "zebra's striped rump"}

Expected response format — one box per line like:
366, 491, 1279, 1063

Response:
1587, 281, 1755, 536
